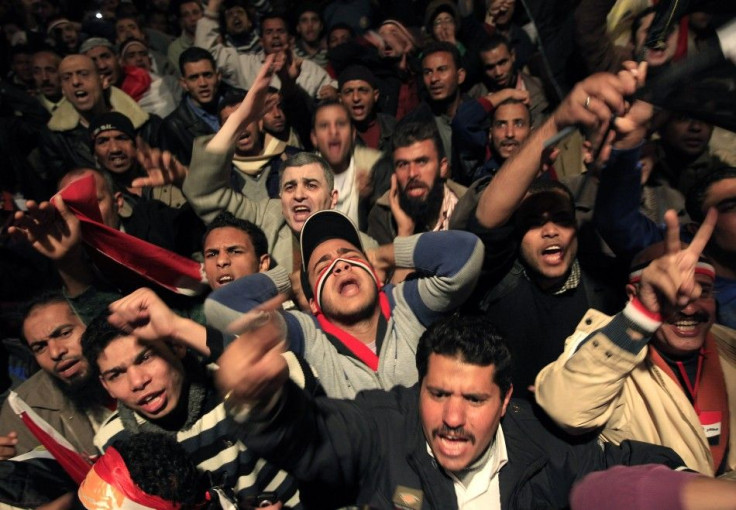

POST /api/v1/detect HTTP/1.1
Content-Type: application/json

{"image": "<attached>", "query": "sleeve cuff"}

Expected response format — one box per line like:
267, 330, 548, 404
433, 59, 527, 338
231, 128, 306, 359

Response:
623, 298, 662, 333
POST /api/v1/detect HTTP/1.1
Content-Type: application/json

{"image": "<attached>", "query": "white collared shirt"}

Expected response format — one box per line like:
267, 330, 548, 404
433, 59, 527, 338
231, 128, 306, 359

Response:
428, 425, 509, 510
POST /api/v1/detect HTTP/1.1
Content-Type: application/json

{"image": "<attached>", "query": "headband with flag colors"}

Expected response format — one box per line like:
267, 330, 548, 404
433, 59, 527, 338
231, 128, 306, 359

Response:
312, 257, 381, 313
78, 446, 181, 510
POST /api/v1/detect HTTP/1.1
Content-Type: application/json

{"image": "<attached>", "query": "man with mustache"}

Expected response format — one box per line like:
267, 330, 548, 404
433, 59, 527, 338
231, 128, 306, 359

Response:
536, 210, 736, 476
213, 312, 685, 509
32, 48, 65, 113
0, 292, 113, 460
367, 121, 466, 245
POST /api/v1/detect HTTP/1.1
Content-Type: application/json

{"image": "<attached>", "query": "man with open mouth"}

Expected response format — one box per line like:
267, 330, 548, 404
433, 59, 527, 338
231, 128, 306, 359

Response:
537, 210, 736, 477
85, 308, 306, 509
205, 209, 483, 399
213, 313, 685, 509
0, 292, 115, 506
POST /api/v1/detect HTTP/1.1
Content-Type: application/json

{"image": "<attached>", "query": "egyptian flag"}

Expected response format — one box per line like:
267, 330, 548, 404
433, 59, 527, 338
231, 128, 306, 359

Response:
57, 173, 207, 296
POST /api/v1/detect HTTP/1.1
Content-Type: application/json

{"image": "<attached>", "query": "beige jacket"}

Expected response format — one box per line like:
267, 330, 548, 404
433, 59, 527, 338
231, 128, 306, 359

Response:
535, 309, 736, 476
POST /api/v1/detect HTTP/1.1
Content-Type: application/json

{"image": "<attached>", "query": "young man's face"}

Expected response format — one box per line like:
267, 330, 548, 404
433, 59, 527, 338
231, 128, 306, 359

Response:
115, 18, 145, 44
120, 41, 151, 71
180, 59, 220, 107
419, 353, 511, 473
59, 55, 106, 113
661, 114, 713, 158
203, 226, 268, 289
179, 1, 203, 36
340, 79, 378, 123
393, 139, 446, 203
311, 104, 354, 171
224, 6, 251, 36
279, 163, 337, 233
98, 335, 185, 420
491, 102, 530, 160
85, 45, 121, 86
261, 18, 288, 55
328, 27, 351, 49
480, 44, 515, 89
93, 129, 136, 174
32, 51, 61, 99
518, 192, 578, 287
307, 238, 378, 321
422, 51, 464, 103
23, 301, 90, 387
297, 11, 322, 44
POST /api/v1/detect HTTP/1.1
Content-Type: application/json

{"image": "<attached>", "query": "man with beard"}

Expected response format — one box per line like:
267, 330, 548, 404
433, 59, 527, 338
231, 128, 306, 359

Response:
205, 209, 484, 399
0, 292, 113, 460
367, 121, 466, 245
536, 211, 736, 476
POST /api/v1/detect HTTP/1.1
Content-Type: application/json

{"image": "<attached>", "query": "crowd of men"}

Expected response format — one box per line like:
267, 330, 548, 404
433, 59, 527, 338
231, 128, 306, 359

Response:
0, 0, 736, 509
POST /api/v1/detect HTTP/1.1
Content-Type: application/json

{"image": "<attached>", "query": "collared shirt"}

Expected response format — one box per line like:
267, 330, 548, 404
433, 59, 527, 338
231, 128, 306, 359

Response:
427, 425, 508, 510
431, 184, 460, 232
186, 95, 221, 133
38, 94, 66, 114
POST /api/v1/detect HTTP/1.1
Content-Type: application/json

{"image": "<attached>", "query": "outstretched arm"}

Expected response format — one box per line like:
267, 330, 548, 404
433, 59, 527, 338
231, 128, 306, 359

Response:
536, 209, 717, 433
108, 288, 210, 356
475, 71, 635, 229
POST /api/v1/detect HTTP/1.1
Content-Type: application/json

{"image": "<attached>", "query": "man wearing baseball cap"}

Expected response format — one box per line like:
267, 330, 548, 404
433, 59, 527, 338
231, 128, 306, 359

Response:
205, 209, 484, 399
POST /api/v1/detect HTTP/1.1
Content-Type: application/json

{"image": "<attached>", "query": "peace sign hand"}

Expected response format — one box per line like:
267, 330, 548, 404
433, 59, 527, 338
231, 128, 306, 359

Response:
639, 208, 717, 315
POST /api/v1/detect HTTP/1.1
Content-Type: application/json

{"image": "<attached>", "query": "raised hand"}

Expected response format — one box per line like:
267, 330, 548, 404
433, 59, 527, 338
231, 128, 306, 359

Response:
133, 138, 188, 188
8, 196, 81, 261
215, 309, 289, 406
639, 208, 717, 314
388, 173, 415, 237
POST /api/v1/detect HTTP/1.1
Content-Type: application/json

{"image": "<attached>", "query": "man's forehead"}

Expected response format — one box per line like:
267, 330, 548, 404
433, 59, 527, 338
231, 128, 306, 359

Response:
204, 226, 252, 248
315, 104, 350, 123
341, 79, 373, 92
310, 238, 363, 266
481, 46, 511, 62
283, 163, 327, 182
24, 301, 80, 336
494, 103, 529, 122
60, 55, 95, 72
86, 46, 113, 58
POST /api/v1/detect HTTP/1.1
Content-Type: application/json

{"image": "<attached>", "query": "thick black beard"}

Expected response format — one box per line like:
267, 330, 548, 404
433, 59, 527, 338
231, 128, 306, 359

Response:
51, 372, 110, 413
398, 178, 445, 231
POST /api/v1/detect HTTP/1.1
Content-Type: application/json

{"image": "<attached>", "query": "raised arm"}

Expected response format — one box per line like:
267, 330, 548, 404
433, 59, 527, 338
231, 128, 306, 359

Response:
182, 57, 278, 223
475, 71, 636, 229
9, 196, 93, 298
393, 230, 484, 326
536, 208, 717, 433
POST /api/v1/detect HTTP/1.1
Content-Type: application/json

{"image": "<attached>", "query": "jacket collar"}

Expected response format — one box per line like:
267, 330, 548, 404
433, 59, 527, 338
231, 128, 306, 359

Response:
48, 86, 150, 132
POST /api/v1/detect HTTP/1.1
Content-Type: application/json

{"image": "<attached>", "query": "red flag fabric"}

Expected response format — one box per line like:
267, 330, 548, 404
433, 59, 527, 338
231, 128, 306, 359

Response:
7, 392, 93, 485
57, 174, 207, 296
